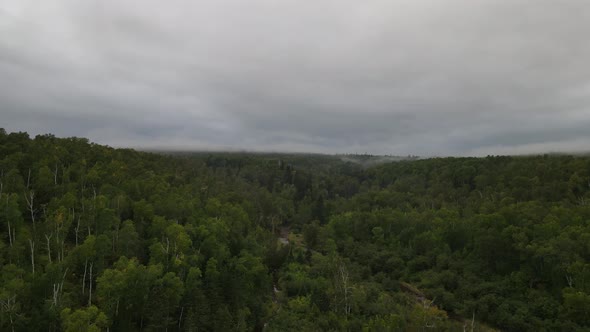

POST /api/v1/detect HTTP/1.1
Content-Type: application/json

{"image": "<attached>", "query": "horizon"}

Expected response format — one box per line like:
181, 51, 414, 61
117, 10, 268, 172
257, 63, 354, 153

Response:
5, 128, 590, 159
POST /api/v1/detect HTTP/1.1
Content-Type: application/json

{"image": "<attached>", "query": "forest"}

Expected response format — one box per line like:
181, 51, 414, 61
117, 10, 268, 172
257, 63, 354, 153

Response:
1, 129, 590, 331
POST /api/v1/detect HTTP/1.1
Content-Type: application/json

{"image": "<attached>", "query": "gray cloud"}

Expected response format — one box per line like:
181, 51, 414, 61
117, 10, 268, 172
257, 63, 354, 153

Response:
1, 0, 590, 156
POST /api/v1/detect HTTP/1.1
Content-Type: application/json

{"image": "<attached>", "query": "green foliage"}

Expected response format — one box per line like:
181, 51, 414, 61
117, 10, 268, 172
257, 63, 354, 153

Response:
2, 130, 590, 331
60, 306, 108, 332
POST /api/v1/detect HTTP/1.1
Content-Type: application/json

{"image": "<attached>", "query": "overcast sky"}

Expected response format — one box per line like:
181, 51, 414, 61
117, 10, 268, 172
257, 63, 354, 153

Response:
1, 0, 590, 156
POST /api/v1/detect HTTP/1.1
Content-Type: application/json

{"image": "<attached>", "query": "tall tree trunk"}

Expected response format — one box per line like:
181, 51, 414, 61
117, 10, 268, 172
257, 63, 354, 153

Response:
24, 190, 36, 234
178, 306, 183, 330
45, 233, 53, 263
82, 259, 88, 294
7, 220, 12, 247
88, 262, 93, 306
92, 187, 97, 235
75, 215, 81, 246
28, 239, 35, 275
53, 163, 58, 185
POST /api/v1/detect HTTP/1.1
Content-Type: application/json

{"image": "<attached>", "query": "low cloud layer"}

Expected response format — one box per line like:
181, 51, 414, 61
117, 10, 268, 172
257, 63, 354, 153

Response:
1, 0, 590, 156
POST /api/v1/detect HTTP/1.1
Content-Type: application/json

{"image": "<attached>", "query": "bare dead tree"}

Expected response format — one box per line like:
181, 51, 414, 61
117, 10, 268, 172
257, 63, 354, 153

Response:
340, 264, 351, 316
52, 163, 58, 185
88, 262, 94, 306
333, 261, 352, 316
59, 241, 65, 263
28, 239, 35, 275
45, 233, 53, 264
178, 306, 184, 330
7, 219, 12, 247
0, 294, 17, 332
90, 186, 97, 236
82, 259, 88, 294
6, 195, 13, 248
75, 215, 82, 246
24, 190, 36, 234
566, 275, 574, 288
77, 198, 87, 245
51, 284, 60, 308
464, 311, 475, 332
51, 268, 68, 307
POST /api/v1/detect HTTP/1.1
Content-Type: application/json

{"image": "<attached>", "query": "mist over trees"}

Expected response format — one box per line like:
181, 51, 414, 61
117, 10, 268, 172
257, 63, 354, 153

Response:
1, 129, 590, 331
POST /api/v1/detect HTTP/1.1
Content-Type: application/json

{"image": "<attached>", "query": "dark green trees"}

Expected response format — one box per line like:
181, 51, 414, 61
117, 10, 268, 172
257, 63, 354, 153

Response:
2, 129, 590, 331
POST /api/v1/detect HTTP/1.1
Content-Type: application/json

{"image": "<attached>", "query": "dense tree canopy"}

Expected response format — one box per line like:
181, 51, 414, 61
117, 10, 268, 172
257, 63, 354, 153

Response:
1, 129, 589, 331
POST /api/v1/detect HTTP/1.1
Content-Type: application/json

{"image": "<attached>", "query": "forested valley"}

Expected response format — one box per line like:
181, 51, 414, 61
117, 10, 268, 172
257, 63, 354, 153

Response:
1, 129, 590, 331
